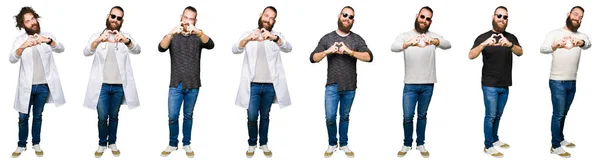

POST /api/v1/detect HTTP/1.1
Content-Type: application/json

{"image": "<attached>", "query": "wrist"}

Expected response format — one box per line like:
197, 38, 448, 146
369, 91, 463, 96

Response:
46, 38, 53, 45
579, 40, 585, 47
124, 38, 132, 46
272, 35, 280, 43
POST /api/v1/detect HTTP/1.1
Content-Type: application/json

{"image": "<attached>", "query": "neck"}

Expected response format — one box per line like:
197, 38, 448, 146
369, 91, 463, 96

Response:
335, 29, 349, 36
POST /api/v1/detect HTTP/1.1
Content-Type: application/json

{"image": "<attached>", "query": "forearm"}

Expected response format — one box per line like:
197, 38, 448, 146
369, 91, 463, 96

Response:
159, 35, 173, 49
512, 45, 523, 56
352, 51, 372, 62
311, 51, 327, 63
469, 45, 484, 59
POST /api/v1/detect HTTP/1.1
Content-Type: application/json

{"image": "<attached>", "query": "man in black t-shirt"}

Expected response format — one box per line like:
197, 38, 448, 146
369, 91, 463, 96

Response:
468, 6, 523, 158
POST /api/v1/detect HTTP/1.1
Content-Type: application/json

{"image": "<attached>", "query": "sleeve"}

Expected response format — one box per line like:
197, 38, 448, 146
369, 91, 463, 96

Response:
471, 34, 486, 50
540, 31, 555, 54
356, 36, 373, 62
83, 33, 99, 56
232, 31, 251, 54
580, 34, 592, 50
9, 37, 24, 63
126, 34, 141, 54
309, 36, 328, 63
432, 33, 451, 50
276, 33, 292, 53
47, 33, 64, 53
202, 38, 215, 50
390, 33, 407, 52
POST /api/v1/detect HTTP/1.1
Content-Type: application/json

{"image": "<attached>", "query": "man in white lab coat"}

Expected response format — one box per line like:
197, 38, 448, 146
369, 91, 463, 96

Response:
232, 6, 292, 158
82, 6, 141, 158
9, 6, 66, 158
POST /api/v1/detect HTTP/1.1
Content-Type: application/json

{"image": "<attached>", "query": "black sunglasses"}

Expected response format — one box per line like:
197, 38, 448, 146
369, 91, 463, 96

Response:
110, 14, 123, 21
495, 14, 508, 20
420, 15, 432, 21
342, 13, 354, 20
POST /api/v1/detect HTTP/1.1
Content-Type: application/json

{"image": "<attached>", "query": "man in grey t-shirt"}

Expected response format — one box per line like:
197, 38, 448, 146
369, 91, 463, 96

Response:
310, 6, 373, 158
391, 6, 451, 158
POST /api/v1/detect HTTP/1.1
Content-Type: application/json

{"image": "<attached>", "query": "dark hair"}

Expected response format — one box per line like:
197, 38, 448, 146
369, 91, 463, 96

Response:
340, 6, 354, 13
14, 6, 40, 30
183, 6, 197, 19
110, 6, 124, 16
420, 6, 433, 14
263, 6, 277, 15
494, 6, 507, 13
571, 6, 584, 13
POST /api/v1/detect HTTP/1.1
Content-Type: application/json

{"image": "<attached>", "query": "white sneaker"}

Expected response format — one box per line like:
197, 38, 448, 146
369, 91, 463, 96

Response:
183, 145, 194, 158
108, 144, 120, 157
551, 147, 571, 158
340, 146, 354, 158
397, 146, 411, 157
416, 145, 429, 158
161, 146, 178, 157
11, 147, 26, 158
259, 145, 273, 158
493, 141, 510, 149
95, 146, 106, 158
324, 145, 338, 158
560, 140, 576, 148
484, 147, 504, 158
32, 144, 44, 157
246, 146, 257, 158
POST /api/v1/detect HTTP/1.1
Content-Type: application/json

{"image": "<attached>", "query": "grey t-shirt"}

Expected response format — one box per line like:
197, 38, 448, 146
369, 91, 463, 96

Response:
32, 48, 47, 85
253, 41, 272, 83
310, 31, 373, 91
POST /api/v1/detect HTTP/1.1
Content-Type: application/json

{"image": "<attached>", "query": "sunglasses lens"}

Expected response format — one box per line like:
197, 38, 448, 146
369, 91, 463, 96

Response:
342, 13, 348, 18
111, 14, 116, 19
503, 16, 508, 20
349, 15, 354, 19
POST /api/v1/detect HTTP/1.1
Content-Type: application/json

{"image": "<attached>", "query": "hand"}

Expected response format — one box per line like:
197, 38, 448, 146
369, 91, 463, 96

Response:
406, 37, 420, 47
260, 28, 277, 41
35, 34, 52, 44
113, 31, 129, 43
186, 23, 202, 35
497, 34, 513, 47
244, 29, 261, 42
19, 35, 39, 49
482, 34, 499, 47
325, 42, 340, 54
552, 38, 567, 49
95, 30, 112, 43
169, 22, 184, 35
571, 37, 584, 47
424, 37, 439, 46
337, 42, 353, 55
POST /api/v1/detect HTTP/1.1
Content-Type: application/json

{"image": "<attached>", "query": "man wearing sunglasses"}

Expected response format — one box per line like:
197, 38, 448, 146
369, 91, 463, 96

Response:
391, 6, 451, 158
232, 6, 292, 158
540, 6, 591, 158
10, 6, 66, 158
158, 6, 214, 158
83, 6, 141, 158
310, 6, 373, 158
468, 6, 523, 158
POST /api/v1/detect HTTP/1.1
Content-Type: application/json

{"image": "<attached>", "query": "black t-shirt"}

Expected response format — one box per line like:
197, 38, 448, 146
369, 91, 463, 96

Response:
471, 30, 521, 87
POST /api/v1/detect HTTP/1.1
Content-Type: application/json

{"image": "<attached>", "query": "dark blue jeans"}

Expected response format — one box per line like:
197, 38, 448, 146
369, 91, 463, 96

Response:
482, 86, 509, 148
402, 84, 434, 146
18, 84, 49, 147
97, 83, 124, 146
247, 83, 275, 146
325, 84, 356, 147
549, 80, 576, 148
168, 82, 199, 147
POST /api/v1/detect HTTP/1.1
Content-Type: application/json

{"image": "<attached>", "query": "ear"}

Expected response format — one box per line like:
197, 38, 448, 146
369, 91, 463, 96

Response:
107, 14, 111, 19
416, 13, 419, 19
259, 12, 262, 17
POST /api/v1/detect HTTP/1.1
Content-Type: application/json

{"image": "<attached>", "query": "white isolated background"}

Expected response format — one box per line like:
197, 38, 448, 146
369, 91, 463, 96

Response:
0, 0, 597, 164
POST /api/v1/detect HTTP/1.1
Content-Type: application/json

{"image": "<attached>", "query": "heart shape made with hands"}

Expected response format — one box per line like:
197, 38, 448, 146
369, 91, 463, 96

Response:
417, 34, 427, 47
105, 30, 120, 43
257, 29, 267, 41
563, 36, 574, 49
335, 42, 343, 48
491, 34, 503, 45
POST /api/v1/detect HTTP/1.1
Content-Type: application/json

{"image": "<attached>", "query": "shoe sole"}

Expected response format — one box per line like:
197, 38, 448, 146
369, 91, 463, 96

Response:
483, 149, 504, 158
550, 149, 571, 158
36, 151, 44, 157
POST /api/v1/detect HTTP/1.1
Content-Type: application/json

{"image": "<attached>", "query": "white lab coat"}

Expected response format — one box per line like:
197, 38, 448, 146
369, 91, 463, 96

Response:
9, 32, 66, 114
232, 30, 292, 109
82, 32, 141, 110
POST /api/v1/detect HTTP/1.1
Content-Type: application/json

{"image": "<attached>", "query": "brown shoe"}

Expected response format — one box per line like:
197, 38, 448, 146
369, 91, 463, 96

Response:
260, 145, 273, 158
11, 147, 26, 158
94, 146, 106, 158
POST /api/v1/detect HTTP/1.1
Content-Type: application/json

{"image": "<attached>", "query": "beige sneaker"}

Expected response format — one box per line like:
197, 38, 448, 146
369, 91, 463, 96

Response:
11, 147, 26, 158
183, 145, 194, 158
161, 146, 178, 157
108, 144, 120, 157
484, 147, 504, 158
397, 146, 411, 157
416, 145, 429, 158
493, 141, 510, 149
259, 145, 272, 158
324, 145, 338, 158
560, 140, 576, 148
551, 147, 571, 158
32, 144, 44, 157
340, 146, 354, 158
246, 146, 256, 158
95, 146, 106, 158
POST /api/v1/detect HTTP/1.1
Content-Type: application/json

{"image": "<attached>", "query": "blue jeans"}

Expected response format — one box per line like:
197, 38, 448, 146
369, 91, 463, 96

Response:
549, 80, 576, 148
168, 82, 199, 147
402, 84, 434, 146
482, 86, 509, 148
18, 84, 49, 147
325, 84, 356, 146
97, 83, 124, 146
247, 83, 275, 146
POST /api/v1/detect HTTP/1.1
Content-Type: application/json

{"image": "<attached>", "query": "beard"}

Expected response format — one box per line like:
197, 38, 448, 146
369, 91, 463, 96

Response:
492, 19, 507, 33
565, 17, 580, 32
105, 18, 122, 31
337, 18, 353, 33
414, 18, 429, 34
24, 23, 40, 35
257, 17, 274, 31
